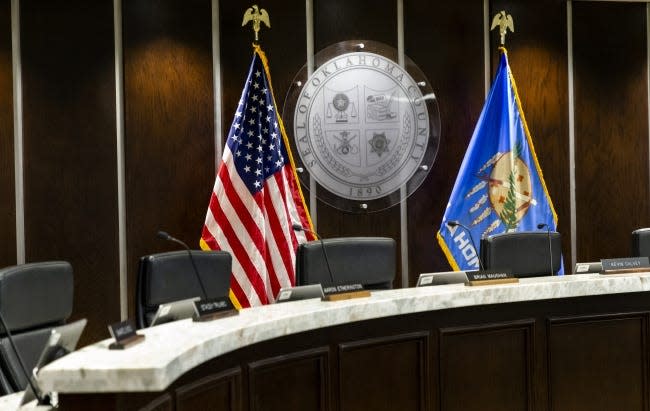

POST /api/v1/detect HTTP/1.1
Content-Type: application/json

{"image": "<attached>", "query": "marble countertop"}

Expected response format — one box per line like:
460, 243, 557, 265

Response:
38, 273, 650, 394
0, 392, 51, 411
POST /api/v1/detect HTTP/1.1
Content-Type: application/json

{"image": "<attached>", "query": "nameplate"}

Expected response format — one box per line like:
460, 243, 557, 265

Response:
322, 283, 371, 301
108, 320, 145, 350
276, 284, 324, 302
192, 297, 238, 322
465, 271, 518, 286
600, 257, 650, 274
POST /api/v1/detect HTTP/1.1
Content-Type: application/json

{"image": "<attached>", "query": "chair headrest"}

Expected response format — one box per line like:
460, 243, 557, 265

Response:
296, 237, 396, 289
480, 231, 562, 277
632, 228, 650, 257
140, 250, 232, 307
0, 261, 73, 333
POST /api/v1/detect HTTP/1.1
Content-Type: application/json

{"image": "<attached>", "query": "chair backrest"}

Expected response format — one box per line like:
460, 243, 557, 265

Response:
295, 237, 396, 289
480, 231, 562, 277
0, 261, 73, 394
631, 228, 650, 258
136, 250, 232, 329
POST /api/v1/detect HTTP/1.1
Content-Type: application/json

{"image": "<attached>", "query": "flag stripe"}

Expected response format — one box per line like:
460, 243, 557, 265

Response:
201, 45, 314, 307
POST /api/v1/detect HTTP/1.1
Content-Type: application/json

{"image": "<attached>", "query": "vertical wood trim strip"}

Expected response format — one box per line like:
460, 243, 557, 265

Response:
212, 0, 222, 169
11, 0, 23, 264
567, 1, 577, 267
306, 0, 317, 229
483, 0, 490, 97
114, 0, 127, 320
647, 4, 650, 220
397, 0, 408, 288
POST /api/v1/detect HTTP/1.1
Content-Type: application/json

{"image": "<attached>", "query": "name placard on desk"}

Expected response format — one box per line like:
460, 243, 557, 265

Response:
465, 271, 518, 286
322, 283, 371, 301
600, 257, 650, 274
108, 320, 144, 350
193, 298, 238, 322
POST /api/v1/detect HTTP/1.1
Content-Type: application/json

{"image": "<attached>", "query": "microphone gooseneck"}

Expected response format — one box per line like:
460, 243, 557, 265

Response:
446, 220, 485, 271
292, 224, 335, 285
0, 311, 47, 405
537, 223, 554, 276
157, 230, 208, 299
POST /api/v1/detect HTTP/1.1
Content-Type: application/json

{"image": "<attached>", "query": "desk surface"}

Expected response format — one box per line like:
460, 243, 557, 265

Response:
38, 273, 650, 394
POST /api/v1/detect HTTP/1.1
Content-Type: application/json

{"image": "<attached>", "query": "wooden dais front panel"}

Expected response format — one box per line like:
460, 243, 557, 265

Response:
57, 293, 650, 411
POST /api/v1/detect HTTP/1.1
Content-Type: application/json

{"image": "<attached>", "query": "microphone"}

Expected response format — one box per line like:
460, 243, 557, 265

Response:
292, 224, 335, 285
157, 230, 208, 300
537, 223, 554, 276
0, 311, 48, 405
446, 220, 484, 271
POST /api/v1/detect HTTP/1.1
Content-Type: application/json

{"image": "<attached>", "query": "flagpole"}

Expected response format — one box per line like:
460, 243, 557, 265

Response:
397, 0, 409, 288
305, 0, 317, 230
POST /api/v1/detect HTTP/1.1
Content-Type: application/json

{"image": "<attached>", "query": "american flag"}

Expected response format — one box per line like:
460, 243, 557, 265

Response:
200, 46, 315, 308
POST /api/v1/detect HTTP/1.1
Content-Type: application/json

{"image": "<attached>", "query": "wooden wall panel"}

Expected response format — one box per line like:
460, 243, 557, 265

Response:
548, 314, 649, 411
338, 332, 429, 411
312, 0, 402, 285
439, 321, 534, 411
219, 0, 306, 146
0, 0, 14, 269
314, 0, 396, 50
21, 0, 118, 344
140, 394, 173, 411
123, 0, 214, 318
574, 3, 649, 262
176, 370, 241, 411
490, 0, 570, 267
248, 348, 328, 411
405, 2, 485, 281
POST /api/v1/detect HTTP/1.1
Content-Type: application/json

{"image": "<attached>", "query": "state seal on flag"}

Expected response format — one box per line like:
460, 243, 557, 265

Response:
284, 41, 440, 213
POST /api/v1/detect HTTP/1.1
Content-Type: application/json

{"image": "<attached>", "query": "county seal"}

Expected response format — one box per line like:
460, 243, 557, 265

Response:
293, 51, 430, 201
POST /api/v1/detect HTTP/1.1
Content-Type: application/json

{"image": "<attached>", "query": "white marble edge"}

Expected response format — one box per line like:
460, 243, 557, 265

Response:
0, 391, 50, 411
37, 273, 650, 394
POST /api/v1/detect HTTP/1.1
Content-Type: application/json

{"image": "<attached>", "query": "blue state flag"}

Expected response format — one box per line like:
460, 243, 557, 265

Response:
437, 48, 561, 273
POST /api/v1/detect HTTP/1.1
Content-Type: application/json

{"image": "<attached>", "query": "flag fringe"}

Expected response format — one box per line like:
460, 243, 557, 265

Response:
436, 231, 461, 271
253, 44, 316, 236
502, 47, 558, 226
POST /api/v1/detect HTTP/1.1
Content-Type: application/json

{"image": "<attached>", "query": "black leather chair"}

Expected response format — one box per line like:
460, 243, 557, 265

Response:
0, 261, 74, 395
136, 250, 232, 329
295, 237, 396, 289
632, 228, 650, 258
480, 231, 562, 277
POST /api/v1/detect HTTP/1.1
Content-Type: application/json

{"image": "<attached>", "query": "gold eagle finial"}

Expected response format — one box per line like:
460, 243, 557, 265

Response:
490, 11, 514, 46
242, 5, 271, 42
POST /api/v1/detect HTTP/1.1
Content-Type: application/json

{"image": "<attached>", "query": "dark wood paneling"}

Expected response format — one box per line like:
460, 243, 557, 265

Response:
338, 332, 429, 411
405, 2, 485, 281
490, 0, 570, 267
21, 0, 118, 344
176, 369, 241, 411
548, 313, 649, 411
314, 0, 396, 50
140, 394, 172, 411
0, 0, 14, 268
123, 0, 214, 319
439, 321, 534, 411
248, 347, 329, 411
312, 0, 401, 285
219, 0, 306, 145
574, 3, 649, 262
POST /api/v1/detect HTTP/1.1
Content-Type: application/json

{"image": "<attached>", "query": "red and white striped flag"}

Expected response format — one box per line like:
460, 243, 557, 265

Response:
200, 45, 315, 308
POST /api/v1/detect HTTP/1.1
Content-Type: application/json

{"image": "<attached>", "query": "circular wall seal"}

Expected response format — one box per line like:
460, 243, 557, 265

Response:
283, 41, 440, 213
